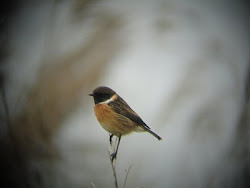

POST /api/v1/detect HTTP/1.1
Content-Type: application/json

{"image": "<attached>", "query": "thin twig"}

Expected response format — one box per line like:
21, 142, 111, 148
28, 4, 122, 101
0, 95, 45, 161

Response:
123, 165, 132, 188
90, 182, 97, 188
108, 136, 119, 188
108, 150, 119, 188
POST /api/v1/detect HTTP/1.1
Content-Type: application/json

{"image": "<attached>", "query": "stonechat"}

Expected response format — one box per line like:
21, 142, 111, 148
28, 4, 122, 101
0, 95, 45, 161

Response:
89, 86, 161, 161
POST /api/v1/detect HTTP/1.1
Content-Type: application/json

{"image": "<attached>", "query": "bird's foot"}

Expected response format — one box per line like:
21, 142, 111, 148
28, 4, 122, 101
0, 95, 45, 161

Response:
111, 152, 117, 162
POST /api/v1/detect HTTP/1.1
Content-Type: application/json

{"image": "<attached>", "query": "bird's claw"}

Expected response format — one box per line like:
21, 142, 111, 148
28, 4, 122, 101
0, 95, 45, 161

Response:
111, 152, 117, 162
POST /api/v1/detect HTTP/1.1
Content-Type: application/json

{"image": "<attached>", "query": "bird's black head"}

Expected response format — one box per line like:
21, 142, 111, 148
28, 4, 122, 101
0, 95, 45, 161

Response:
89, 86, 116, 104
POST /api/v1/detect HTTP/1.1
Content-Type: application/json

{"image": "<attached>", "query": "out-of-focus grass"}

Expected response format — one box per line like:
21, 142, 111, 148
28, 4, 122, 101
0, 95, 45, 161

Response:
0, 6, 122, 186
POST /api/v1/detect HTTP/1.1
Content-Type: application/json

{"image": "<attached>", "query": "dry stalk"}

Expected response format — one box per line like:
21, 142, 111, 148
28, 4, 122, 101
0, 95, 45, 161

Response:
108, 136, 119, 188
123, 165, 132, 188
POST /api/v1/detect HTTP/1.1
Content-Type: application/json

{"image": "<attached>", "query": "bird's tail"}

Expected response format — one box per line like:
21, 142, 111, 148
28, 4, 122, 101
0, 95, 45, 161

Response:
145, 127, 162, 140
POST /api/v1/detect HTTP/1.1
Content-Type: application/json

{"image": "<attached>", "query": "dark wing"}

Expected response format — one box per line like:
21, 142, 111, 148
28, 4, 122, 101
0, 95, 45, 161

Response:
108, 95, 150, 129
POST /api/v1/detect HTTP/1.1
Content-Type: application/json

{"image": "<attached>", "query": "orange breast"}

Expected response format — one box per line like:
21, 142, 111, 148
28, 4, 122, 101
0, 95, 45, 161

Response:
94, 104, 136, 136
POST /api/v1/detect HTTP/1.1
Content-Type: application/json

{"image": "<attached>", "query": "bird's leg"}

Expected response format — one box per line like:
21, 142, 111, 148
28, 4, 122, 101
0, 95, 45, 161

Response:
109, 134, 114, 145
111, 136, 121, 162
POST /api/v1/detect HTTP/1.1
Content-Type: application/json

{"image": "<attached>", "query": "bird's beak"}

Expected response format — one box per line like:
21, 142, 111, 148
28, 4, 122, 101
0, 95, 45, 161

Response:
89, 93, 94, 96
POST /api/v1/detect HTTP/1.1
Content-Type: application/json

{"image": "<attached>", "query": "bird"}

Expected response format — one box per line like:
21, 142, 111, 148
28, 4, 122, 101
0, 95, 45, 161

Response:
89, 86, 161, 161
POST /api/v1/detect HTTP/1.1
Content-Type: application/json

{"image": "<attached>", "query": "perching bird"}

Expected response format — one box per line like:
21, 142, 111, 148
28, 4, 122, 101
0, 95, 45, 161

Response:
89, 86, 161, 161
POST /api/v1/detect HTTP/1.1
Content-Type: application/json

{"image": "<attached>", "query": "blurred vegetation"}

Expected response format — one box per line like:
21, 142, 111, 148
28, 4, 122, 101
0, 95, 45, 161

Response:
0, 0, 122, 187
0, 0, 249, 187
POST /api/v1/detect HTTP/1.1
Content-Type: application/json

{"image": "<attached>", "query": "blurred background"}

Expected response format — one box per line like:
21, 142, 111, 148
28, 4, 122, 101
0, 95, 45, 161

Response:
0, 0, 249, 187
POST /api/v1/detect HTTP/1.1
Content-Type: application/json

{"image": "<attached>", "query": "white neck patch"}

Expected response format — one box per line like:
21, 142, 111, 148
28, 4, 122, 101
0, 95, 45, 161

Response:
99, 94, 117, 104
